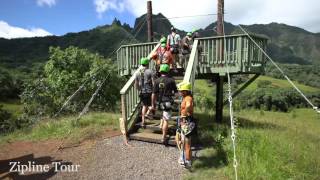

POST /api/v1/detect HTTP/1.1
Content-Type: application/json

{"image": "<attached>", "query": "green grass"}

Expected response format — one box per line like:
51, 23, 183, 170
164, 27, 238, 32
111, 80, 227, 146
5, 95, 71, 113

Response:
0, 100, 23, 117
0, 112, 120, 144
244, 75, 320, 92
186, 109, 320, 179
185, 79, 320, 179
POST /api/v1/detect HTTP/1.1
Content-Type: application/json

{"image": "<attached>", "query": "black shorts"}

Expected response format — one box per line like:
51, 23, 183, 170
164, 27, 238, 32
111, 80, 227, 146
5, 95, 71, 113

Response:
140, 93, 152, 106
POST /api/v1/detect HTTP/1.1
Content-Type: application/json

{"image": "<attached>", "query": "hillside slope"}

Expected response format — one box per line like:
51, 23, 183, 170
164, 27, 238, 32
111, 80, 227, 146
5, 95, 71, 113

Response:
0, 23, 137, 69
203, 22, 320, 65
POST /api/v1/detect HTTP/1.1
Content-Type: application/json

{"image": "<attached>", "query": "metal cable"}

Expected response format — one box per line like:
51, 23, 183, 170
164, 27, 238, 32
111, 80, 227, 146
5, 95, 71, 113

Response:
153, 13, 218, 21
238, 25, 320, 114
54, 17, 148, 117
75, 73, 110, 122
221, 7, 239, 180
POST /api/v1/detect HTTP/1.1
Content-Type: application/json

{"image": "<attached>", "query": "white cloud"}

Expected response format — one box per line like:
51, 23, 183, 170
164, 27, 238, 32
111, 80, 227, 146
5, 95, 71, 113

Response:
94, 0, 125, 18
37, 0, 56, 7
108, 0, 320, 33
0, 21, 52, 39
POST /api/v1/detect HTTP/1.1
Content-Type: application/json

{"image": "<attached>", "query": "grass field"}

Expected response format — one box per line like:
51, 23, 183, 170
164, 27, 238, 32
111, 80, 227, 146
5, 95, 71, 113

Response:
185, 79, 320, 179
0, 112, 120, 144
186, 108, 320, 179
1, 77, 319, 179
0, 100, 23, 118
244, 75, 320, 92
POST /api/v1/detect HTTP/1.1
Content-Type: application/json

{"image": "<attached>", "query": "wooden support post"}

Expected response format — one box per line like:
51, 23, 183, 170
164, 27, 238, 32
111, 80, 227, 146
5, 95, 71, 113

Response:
215, 75, 224, 123
147, 1, 153, 42
120, 94, 128, 137
215, 0, 225, 123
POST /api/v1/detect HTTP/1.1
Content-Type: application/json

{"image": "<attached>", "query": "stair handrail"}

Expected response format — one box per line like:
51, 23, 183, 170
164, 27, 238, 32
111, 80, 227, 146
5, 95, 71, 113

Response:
119, 43, 160, 135
183, 39, 199, 91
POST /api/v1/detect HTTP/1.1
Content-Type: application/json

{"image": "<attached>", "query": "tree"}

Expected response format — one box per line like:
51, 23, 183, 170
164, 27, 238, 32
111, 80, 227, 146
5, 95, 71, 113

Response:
21, 46, 123, 118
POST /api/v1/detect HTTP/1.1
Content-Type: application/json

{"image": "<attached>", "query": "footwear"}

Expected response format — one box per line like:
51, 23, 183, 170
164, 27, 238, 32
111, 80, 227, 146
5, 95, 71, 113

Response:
138, 122, 146, 129
161, 137, 168, 146
184, 160, 192, 168
145, 114, 153, 119
178, 158, 184, 165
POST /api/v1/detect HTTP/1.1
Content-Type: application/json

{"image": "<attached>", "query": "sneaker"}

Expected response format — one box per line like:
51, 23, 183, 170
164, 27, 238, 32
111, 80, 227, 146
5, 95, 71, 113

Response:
161, 137, 168, 146
184, 160, 192, 168
178, 158, 185, 165
138, 122, 146, 129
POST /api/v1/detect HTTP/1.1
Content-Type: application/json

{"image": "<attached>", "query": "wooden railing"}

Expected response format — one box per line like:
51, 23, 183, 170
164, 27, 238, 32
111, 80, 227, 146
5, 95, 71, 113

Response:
119, 44, 160, 135
117, 42, 158, 76
183, 39, 199, 91
197, 34, 267, 75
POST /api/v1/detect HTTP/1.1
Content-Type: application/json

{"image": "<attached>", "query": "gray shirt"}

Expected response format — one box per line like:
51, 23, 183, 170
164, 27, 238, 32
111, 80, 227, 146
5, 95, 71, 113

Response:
135, 67, 154, 94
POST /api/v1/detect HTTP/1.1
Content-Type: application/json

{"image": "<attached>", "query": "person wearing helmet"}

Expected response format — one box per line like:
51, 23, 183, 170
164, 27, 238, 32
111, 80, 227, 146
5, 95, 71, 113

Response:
152, 64, 178, 145
175, 81, 194, 168
135, 57, 155, 127
191, 28, 200, 41
167, 27, 181, 69
151, 36, 173, 76
180, 32, 193, 69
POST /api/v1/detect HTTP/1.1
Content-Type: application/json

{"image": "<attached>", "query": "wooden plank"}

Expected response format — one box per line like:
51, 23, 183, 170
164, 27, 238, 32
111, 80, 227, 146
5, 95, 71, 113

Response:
130, 132, 176, 146
135, 123, 176, 132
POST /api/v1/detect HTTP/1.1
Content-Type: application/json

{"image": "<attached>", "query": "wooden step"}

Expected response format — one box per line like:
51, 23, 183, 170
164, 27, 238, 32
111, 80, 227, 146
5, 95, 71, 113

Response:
136, 121, 177, 132
130, 131, 176, 146
173, 76, 184, 80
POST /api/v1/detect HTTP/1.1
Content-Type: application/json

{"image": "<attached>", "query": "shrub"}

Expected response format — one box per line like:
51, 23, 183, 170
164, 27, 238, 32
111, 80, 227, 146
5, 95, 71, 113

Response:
21, 46, 123, 119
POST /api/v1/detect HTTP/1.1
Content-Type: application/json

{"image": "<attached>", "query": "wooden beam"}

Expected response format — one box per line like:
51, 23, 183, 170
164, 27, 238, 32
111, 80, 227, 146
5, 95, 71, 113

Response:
223, 74, 260, 106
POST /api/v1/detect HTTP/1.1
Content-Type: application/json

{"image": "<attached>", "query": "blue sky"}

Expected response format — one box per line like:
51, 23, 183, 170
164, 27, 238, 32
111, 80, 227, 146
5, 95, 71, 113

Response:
0, 0, 319, 39
0, 0, 136, 37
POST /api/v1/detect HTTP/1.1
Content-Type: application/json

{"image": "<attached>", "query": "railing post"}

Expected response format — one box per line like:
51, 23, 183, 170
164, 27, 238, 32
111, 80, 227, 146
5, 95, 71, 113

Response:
120, 94, 127, 136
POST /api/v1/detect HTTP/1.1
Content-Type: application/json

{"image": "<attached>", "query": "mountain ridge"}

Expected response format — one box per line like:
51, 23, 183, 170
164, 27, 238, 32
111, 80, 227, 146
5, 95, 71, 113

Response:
0, 14, 319, 71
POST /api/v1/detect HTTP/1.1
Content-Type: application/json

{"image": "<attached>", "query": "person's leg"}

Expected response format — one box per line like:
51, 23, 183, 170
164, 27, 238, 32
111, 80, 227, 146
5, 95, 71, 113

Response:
162, 111, 171, 142
162, 118, 168, 140
159, 118, 163, 129
185, 136, 192, 166
179, 54, 185, 68
175, 53, 181, 68
141, 105, 147, 126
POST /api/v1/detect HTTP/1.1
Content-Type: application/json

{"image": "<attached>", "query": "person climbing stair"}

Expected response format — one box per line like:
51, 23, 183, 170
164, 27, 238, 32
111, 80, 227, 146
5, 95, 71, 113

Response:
135, 57, 155, 128
152, 64, 178, 145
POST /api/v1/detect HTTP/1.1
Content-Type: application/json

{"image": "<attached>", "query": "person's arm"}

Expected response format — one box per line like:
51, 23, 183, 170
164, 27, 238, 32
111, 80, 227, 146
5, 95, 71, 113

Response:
134, 76, 140, 90
151, 93, 157, 110
167, 35, 170, 48
152, 80, 158, 109
185, 99, 192, 117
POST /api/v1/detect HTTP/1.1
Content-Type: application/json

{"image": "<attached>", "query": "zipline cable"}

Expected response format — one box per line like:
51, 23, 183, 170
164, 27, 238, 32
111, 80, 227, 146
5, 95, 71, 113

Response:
54, 17, 148, 117
238, 25, 320, 114
221, 6, 239, 180
76, 73, 110, 122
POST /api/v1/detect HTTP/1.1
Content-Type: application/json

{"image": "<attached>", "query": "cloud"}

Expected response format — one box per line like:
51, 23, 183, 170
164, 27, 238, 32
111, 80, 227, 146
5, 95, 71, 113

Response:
37, 0, 56, 7
108, 0, 320, 33
0, 21, 52, 39
94, 0, 125, 18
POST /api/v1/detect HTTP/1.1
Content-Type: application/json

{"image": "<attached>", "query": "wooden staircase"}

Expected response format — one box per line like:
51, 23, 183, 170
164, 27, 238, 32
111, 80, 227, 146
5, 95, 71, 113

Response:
129, 73, 184, 146
118, 35, 267, 146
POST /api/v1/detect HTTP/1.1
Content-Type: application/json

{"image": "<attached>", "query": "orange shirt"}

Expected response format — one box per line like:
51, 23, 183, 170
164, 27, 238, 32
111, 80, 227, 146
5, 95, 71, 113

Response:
151, 47, 173, 65
180, 95, 193, 117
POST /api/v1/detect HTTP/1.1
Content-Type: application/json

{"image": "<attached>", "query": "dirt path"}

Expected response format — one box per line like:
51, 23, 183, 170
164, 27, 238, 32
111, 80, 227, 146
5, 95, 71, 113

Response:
0, 133, 187, 180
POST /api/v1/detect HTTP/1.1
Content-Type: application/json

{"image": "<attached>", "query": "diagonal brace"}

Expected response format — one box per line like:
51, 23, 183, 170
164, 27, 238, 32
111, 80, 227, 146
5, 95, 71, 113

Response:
223, 74, 260, 106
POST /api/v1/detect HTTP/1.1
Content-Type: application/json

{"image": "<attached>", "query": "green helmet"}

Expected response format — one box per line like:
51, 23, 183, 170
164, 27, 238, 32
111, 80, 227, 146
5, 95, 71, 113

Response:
159, 64, 170, 73
160, 37, 166, 44
192, 28, 198, 33
140, 57, 149, 65
187, 32, 192, 36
